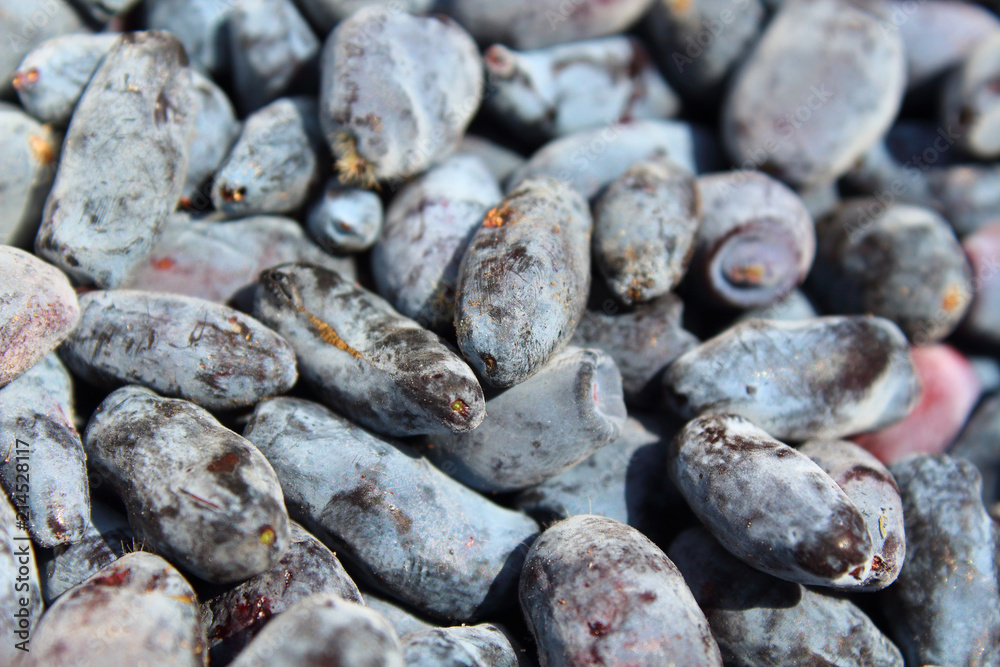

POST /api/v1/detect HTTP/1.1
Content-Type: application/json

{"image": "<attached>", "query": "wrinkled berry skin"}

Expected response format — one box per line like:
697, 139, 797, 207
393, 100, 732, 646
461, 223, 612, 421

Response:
571, 294, 698, 406
0, 354, 89, 548
122, 215, 356, 306
0, 492, 43, 664
255, 262, 486, 437
204, 522, 364, 664
665, 316, 921, 441
455, 177, 591, 389
693, 171, 816, 309
13, 33, 118, 126
812, 200, 972, 343
0, 246, 80, 389
798, 439, 905, 591
402, 624, 524, 667
880, 455, 1000, 666
60, 290, 298, 411
320, 8, 482, 185
483, 37, 679, 140
228, 0, 319, 114
425, 346, 627, 493
593, 158, 699, 305
84, 386, 292, 584
229, 594, 404, 667
40, 499, 132, 604
519, 515, 722, 666
507, 120, 696, 200
35, 31, 196, 288
29, 552, 206, 666
372, 154, 501, 332
669, 527, 904, 666
669, 414, 876, 588
212, 97, 322, 218
441, 0, 656, 50
723, 0, 905, 187
515, 414, 680, 532
243, 397, 539, 622
307, 178, 385, 254
0, 106, 60, 249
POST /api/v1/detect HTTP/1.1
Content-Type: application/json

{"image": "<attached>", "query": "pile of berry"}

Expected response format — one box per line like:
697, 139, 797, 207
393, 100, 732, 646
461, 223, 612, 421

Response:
2, 0, 1000, 664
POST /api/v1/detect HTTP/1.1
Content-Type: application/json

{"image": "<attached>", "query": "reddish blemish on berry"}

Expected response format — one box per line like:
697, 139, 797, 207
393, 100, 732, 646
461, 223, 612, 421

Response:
92, 567, 130, 587
152, 257, 176, 270
207, 451, 240, 474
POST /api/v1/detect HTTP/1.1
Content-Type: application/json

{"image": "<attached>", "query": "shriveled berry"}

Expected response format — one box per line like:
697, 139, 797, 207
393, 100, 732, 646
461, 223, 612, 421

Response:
320, 8, 481, 186
372, 154, 501, 332
13, 33, 118, 125
669, 527, 904, 666
29, 552, 206, 666
243, 397, 539, 622
211, 97, 323, 218
454, 177, 591, 388
880, 455, 1000, 665
484, 37, 679, 139
425, 346, 627, 493
84, 386, 292, 584
669, 414, 877, 588
228, 593, 403, 667
0, 354, 89, 547
723, 0, 905, 186
519, 515, 722, 666
797, 439, 906, 591
60, 290, 298, 411
593, 158, 699, 305
255, 262, 486, 437
665, 316, 921, 441
204, 522, 364, 664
